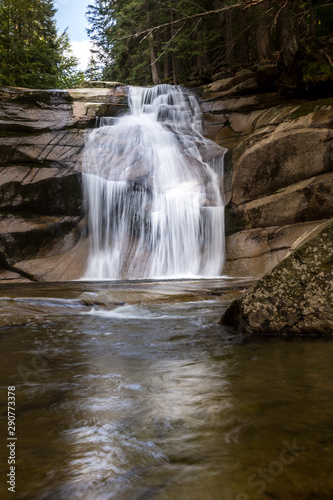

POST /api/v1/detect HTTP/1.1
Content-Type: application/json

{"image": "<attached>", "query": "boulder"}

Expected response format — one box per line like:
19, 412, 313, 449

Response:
220, 219, 333, 335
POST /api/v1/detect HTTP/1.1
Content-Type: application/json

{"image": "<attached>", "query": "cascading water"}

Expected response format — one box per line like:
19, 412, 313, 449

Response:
82, 84, 226, 279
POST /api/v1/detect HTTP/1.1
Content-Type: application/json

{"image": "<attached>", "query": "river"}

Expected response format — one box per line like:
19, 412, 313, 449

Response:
1, 278, 333, 500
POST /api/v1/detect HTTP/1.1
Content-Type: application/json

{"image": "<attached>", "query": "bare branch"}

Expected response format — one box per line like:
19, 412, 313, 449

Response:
112, 1, 269, 43
272, 0, 288, 28
242, 0, 272, 10
276, 10, 307, 63
152, 21, 187, 64
323, 51, 333, 68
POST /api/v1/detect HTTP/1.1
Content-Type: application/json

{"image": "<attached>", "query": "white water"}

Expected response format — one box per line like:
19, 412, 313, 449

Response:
82, 85, 226, 280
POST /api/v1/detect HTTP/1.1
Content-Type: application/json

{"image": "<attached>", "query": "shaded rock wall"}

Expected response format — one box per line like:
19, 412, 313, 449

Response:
0, 85, 127, 282
201, 70, 333, 277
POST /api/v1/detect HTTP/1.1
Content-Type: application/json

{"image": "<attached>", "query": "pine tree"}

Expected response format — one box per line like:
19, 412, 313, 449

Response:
85, 0, 333, 86
85, 54, 103, 81
0, 0, 82, 88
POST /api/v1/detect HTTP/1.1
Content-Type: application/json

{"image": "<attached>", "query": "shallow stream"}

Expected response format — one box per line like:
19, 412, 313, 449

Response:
0, 279, 333, 500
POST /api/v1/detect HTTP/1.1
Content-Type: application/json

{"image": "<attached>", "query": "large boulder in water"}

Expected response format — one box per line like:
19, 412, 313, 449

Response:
220, 219, 333, 335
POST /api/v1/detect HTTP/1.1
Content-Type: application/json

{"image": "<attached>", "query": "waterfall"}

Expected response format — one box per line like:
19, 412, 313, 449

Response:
82, 84, 226, 280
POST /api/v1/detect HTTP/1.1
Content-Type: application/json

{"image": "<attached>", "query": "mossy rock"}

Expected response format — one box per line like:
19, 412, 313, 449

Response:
220, 219, 333, 335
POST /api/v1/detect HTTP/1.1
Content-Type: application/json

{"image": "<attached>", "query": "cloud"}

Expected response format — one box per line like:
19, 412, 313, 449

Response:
71, 39, 93, 70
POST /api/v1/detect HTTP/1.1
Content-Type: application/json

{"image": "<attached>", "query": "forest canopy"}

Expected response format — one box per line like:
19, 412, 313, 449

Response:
0, 0, 331, 90
86, 0, 333, 88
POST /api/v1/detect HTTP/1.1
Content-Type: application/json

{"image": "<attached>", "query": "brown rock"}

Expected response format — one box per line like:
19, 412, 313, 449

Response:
0, 165, 82, 215
203, 70, 257, 95
0, 85, 129, 281
0, 214, 81, 266
13, 237, 89, 281
231, 129, 332, 206
0, 87, 73, 132
227, 172, 333, 233
223, 219, 331, 278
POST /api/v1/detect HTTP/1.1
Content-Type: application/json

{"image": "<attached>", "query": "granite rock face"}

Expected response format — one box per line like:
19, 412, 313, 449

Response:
202, 71, 333, 277
220, 220, 333, 335
1, 77, 333, 283
0, 84, 127, 282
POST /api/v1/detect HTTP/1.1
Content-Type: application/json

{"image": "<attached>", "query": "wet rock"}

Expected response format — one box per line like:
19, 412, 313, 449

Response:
0, 85, 128, 281
230, 128, 332, 206
226, 172, 333, 233
0, 165, 82, 215
220, 219, 333, 335
0, 214, 81, 267
0, 87, 73, 133
223, 220, 331, 278
13, 237, 89, 281
0, 270, 31, 282
201, 92, 287, 115
205, 92, 333, 278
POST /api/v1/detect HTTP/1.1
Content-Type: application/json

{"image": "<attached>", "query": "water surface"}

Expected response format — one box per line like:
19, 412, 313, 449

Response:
0, 279, 332, 500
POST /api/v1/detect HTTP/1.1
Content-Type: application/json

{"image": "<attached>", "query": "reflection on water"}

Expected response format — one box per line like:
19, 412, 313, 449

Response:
0, 280, 333, 500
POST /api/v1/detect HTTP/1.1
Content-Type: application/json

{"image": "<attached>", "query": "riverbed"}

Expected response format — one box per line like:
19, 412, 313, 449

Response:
0, 278, 333, 500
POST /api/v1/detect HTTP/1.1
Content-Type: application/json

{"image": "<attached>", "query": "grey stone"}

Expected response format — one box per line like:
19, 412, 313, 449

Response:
220, 219, 333, 335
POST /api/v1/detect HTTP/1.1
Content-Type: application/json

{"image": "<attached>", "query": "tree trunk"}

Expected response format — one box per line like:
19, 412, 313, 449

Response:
239, 7, 249, 64
163, 27, 170, 80
148, 32, 160, 85
278, 0, 298, 67
196, 30, 204, 77
224, 9, 234, 64
309, 0, 316, 38
146, 8, 160, 85
256, 0, 272, 61
172, 52, 180, 85
170, 10, 178, 84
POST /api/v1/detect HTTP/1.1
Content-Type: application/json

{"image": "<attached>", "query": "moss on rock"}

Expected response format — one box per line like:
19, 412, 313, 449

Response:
220, 219, 333, 335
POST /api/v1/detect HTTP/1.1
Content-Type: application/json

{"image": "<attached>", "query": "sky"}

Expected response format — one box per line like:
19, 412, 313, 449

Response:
54, 0, 92, 70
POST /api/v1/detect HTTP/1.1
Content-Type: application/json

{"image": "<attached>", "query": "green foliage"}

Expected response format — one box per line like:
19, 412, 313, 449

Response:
85, 0, 333, 87
297, 34, 333, 88
302, 57, 333, 85
86, 0, 226, 85
85, 55, 103, 81
0, 0, 82, 89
